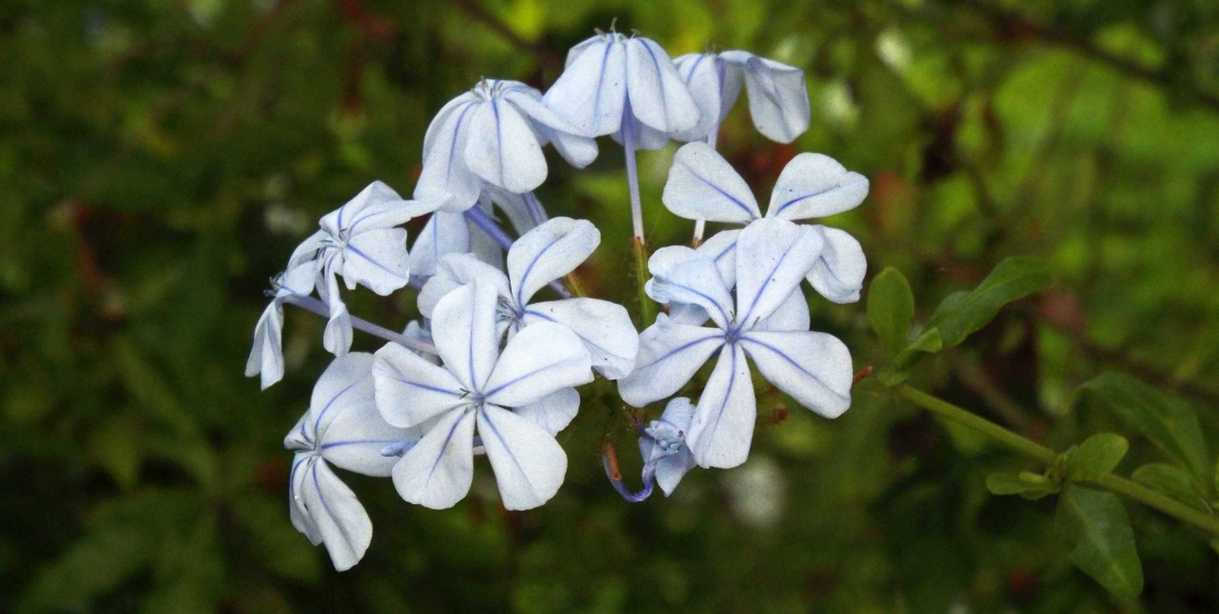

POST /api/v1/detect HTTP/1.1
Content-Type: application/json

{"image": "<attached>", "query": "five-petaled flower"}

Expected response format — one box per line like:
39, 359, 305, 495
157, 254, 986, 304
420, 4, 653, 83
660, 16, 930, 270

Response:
416, 79, 597, 212
544, 31, 700, 149
284, 353, 420, 571
663, 141, 869, 304
619, 217, 854, 469
673, 50, 811, 144
286, 181, 438, 355
417, 217, 639, 379
372, 281, 595, 510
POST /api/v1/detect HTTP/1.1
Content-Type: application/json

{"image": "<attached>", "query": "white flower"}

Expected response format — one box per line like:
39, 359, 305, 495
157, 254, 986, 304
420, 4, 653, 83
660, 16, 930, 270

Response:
286, 181, 438, 355
415, 79, 597, 212
371, 280, 594, 510
618, 217, 854, 469
245, 258, 316, 389
283, 353, 420, 571
544, 31, 700, 149
673, 51, 811, 143
662, 142, 869, 303
417, 217, 639, 379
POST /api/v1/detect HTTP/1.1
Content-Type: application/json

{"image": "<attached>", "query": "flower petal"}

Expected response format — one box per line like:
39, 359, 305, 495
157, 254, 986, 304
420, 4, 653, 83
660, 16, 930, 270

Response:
654, 449, 697, 496
321, 181, 438, 237
373, 342, 469, 429
513, 387, 579, 435
407, 211, 470, 279
431, 281, 501, 390
417, 253, 510, 320
522, 298, 639, 380
304, 353, 374, 438
245, 300, 285, 390
288, 453, 320, 544
697, 227, 741, 286
755, 289, 810, 332
646, 249, 735, 328
740, 330, 852, 418
483, 322, 592, 407
807, 225, 866, 304
766, 153, 869, 220
320, 385, 418, 478
415, 100, 484, 211
318, 262, 353, 355
734, 218, 822, 329
299, 458, 373, 571
507, 217, 599, 306
422, 92, 479, 158
391, 408, 476, 509
340, 227, 411, 296
663, 142, 760, 223
721, 51, 810, 144
543, 35, 627, 137
477, 404, 568, 510
504, 88, 599, 168
617, 314, 725, 407
624, 37, 700, 135
687, 343, 756, 468
464, 99, 548, 194
673, 53, 724, 141
487, 187, 549, 235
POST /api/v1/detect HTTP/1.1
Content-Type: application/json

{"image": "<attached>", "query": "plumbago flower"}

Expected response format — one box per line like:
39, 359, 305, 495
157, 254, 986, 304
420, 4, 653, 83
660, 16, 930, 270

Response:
245, 181, 436, 388
606, 397, 698, 500
245, 259, 316, 389
372, 281, 594, 510
674, 50, 811, 144
544, 29, 700, 241
663, 141, 869, 304
416, 217, 639, 379
619, 217, 854, 468
416, 79, 597, 212
284, 353, 420, 571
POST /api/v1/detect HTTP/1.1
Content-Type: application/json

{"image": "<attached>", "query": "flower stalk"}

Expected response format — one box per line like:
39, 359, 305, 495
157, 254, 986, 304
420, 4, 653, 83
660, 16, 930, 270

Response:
282, 294, 436, 355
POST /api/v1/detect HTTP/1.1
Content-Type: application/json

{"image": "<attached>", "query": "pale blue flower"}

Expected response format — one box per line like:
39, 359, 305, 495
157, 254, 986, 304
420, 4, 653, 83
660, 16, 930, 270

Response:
618, 217, 854, 468
639, 397, 698, 496
662, 142, 869, 304
673, 51, 811, 144
276, 181, 439, 355
283, 353, 420, 571
415, 79, 597, 212
417, 217, 639, 379
372, 280, 594, 510
245, 258, 317, 389
544, 31, 700, 148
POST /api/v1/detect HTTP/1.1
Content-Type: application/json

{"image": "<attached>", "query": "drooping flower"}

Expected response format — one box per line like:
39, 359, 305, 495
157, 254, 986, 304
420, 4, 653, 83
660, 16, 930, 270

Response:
284, 181, 438, 354
662, 141, 869, 303
372, 281, 594, 510
406, 200, 503, 280
618, 217, 854, 469
673, 51, 811, 144
283, 353, 420, 571
638, 397, 698, 496
417, 217, 639, 379
415, 79, 597, 212
245, 258, 317, 389
544, 31, 701, 149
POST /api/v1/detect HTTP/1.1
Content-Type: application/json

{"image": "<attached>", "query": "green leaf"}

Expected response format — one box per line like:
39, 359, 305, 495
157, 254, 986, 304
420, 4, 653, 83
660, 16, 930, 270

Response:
1080, 373, 1210, 483
1064, 433, 1128, 482
1055, 485, 1144, 601
925, 257, 1051, 348
867, 267, 915, 354
1132, 463, 1210, 512
986, 471, 1059, 500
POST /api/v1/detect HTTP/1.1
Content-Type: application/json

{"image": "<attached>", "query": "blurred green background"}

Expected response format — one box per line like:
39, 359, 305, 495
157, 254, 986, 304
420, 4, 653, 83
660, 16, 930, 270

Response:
5, 0, 1219, 612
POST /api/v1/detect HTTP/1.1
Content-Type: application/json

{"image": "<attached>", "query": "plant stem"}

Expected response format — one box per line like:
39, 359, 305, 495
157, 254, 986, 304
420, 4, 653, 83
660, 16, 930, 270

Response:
896, 384, 1219, 537
632, 237, 654, 326
621, 102, 646, 244
691, 124, 718, 246
282, 294, 437, 355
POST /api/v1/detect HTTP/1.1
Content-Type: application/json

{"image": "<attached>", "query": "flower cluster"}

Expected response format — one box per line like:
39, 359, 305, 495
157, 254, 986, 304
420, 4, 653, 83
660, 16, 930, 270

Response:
248, 28, 869, 570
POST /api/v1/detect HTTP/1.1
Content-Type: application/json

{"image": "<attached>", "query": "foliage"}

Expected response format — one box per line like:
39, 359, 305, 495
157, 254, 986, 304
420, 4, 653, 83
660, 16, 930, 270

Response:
5, 0, 1219, 612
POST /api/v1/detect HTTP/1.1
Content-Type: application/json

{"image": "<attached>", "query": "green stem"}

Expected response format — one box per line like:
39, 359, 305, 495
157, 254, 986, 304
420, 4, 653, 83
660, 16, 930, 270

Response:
896, 384, 1219, 537
632, 237, 654, 326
